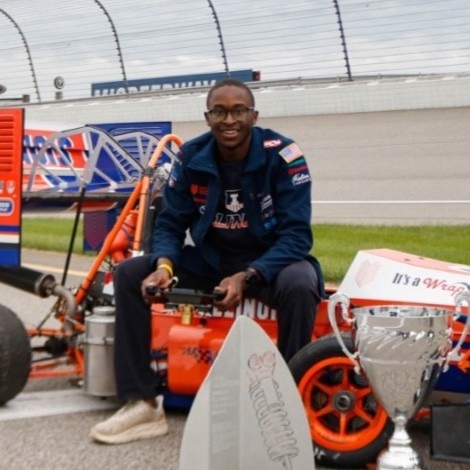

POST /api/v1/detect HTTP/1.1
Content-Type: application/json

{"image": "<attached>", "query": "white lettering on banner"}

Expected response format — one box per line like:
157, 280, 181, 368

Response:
247, 351, 300, 466
212, 298, 277, 321
23, 134, 81, 167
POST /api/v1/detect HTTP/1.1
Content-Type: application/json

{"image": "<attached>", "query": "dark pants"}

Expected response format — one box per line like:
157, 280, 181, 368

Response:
113, 254, 320, 401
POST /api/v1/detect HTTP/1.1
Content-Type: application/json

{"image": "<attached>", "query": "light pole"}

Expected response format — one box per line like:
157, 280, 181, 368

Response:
0, 8, 41, 102
332, 0, 352, 81
206, 0, 230, 77
92, 0, 129, 94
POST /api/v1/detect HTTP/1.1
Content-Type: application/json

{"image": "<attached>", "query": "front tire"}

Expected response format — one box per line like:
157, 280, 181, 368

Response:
0, 305, 31, 405
289, 333, 393, 469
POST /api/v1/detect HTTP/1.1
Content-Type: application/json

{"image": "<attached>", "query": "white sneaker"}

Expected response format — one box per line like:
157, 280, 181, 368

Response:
90, 395, 168, 444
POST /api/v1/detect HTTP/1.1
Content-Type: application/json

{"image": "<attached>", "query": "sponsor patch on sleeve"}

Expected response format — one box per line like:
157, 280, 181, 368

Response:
279, 143, 304, 163
263, 139, 282, 149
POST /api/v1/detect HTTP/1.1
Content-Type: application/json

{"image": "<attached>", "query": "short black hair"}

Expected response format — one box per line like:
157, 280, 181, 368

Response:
206, 78, 255, 108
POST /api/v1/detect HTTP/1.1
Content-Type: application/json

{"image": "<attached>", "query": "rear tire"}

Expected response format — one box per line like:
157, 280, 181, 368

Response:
0, 305, 31, 405
289, 333, 393, 469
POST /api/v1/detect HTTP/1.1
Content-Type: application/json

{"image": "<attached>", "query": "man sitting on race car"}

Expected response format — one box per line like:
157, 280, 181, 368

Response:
90, 78, 324, 444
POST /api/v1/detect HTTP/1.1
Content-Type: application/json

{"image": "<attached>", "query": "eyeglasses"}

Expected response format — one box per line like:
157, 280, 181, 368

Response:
206, 106, 254, 122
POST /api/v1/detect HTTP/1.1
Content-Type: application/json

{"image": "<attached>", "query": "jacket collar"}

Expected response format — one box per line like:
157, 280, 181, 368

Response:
187, 127, 266, 173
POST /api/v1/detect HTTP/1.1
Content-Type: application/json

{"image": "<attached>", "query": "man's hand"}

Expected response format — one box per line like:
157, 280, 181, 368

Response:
214, 272, 246, 310
141, 264, 174, 303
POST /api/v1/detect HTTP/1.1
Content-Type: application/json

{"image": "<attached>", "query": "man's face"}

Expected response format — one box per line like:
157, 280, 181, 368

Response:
205, 85, 258, 160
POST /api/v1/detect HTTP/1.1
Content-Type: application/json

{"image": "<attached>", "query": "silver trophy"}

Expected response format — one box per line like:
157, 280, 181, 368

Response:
328, 291, 470, 470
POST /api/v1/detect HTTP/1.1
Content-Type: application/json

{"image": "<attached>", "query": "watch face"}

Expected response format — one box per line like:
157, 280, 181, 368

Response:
245, 271, 258, 287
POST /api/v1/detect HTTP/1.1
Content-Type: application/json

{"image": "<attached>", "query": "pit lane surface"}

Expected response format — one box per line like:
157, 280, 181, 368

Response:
0, 250, 186, 469
1, 250, 469, 469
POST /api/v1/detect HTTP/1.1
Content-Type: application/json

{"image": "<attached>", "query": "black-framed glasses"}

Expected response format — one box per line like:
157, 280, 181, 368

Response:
206, 106, 254, 122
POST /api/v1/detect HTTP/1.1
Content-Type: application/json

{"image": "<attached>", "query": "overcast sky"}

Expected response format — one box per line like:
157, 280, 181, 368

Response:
0, 0, 469, 102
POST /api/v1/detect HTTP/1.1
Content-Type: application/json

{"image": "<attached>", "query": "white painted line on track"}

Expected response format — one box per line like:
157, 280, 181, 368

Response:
23, 263, 88, 277
0, 389, 119, 422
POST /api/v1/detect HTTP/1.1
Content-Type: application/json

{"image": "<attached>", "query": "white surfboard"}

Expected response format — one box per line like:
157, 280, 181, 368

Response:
179, 315, 315, 470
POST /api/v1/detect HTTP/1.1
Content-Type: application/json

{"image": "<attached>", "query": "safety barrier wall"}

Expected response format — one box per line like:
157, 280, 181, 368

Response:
21, 74, 470, 125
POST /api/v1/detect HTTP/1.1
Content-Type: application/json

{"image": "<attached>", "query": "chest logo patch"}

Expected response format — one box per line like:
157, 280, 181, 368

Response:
225, 190, 243, 213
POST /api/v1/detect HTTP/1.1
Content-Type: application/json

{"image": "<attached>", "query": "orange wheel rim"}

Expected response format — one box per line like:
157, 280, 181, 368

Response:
298, 356, 388, 452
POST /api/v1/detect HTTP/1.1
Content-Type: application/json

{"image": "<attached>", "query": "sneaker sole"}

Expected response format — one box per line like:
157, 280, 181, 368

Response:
91, 420, 169, 444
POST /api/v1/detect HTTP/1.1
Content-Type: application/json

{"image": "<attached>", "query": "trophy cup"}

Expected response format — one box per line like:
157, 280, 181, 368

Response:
328, 291, 470, 470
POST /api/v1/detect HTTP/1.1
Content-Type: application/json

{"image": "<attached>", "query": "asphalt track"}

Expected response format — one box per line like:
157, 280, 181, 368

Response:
3, 251, 470, 469
174, 107, 470, 225
2, 108, 470, 469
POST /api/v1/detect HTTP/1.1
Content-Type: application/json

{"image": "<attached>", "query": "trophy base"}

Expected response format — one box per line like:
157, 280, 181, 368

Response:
377, 446, 424, 470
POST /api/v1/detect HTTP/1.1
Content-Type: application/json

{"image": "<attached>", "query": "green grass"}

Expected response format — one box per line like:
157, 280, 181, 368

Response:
22, 217, 85, 254
22, 218, 470, 284
314, 224, 470, 283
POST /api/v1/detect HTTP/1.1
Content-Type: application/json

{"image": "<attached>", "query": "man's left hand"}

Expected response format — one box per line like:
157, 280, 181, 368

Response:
214, 272, 246, 310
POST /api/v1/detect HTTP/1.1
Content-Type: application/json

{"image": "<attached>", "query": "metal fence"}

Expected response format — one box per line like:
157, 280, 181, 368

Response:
1, 0, 469, 103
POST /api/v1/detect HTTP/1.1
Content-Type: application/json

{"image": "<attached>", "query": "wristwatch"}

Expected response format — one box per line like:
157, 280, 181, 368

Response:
245, 269, 261, 288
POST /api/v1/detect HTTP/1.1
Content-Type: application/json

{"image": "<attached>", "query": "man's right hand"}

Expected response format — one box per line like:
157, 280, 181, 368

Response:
141, 268, 172, 303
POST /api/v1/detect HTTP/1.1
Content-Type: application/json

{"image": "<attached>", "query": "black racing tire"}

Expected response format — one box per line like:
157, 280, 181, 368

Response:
0, 304, 31, 405
289, 333, 393, 469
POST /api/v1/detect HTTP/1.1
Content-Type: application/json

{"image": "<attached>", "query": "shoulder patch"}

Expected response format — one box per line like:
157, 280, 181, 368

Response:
279, 142, 304, 163
263, 139, 282, 149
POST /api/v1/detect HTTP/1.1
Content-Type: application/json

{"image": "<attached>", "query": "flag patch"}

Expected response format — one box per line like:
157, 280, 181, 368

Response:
279, 143, 303, 163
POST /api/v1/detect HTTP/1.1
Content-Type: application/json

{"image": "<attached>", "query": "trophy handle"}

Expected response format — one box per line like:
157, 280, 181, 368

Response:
327, 292, 361, 373
444, 290, 470, 371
